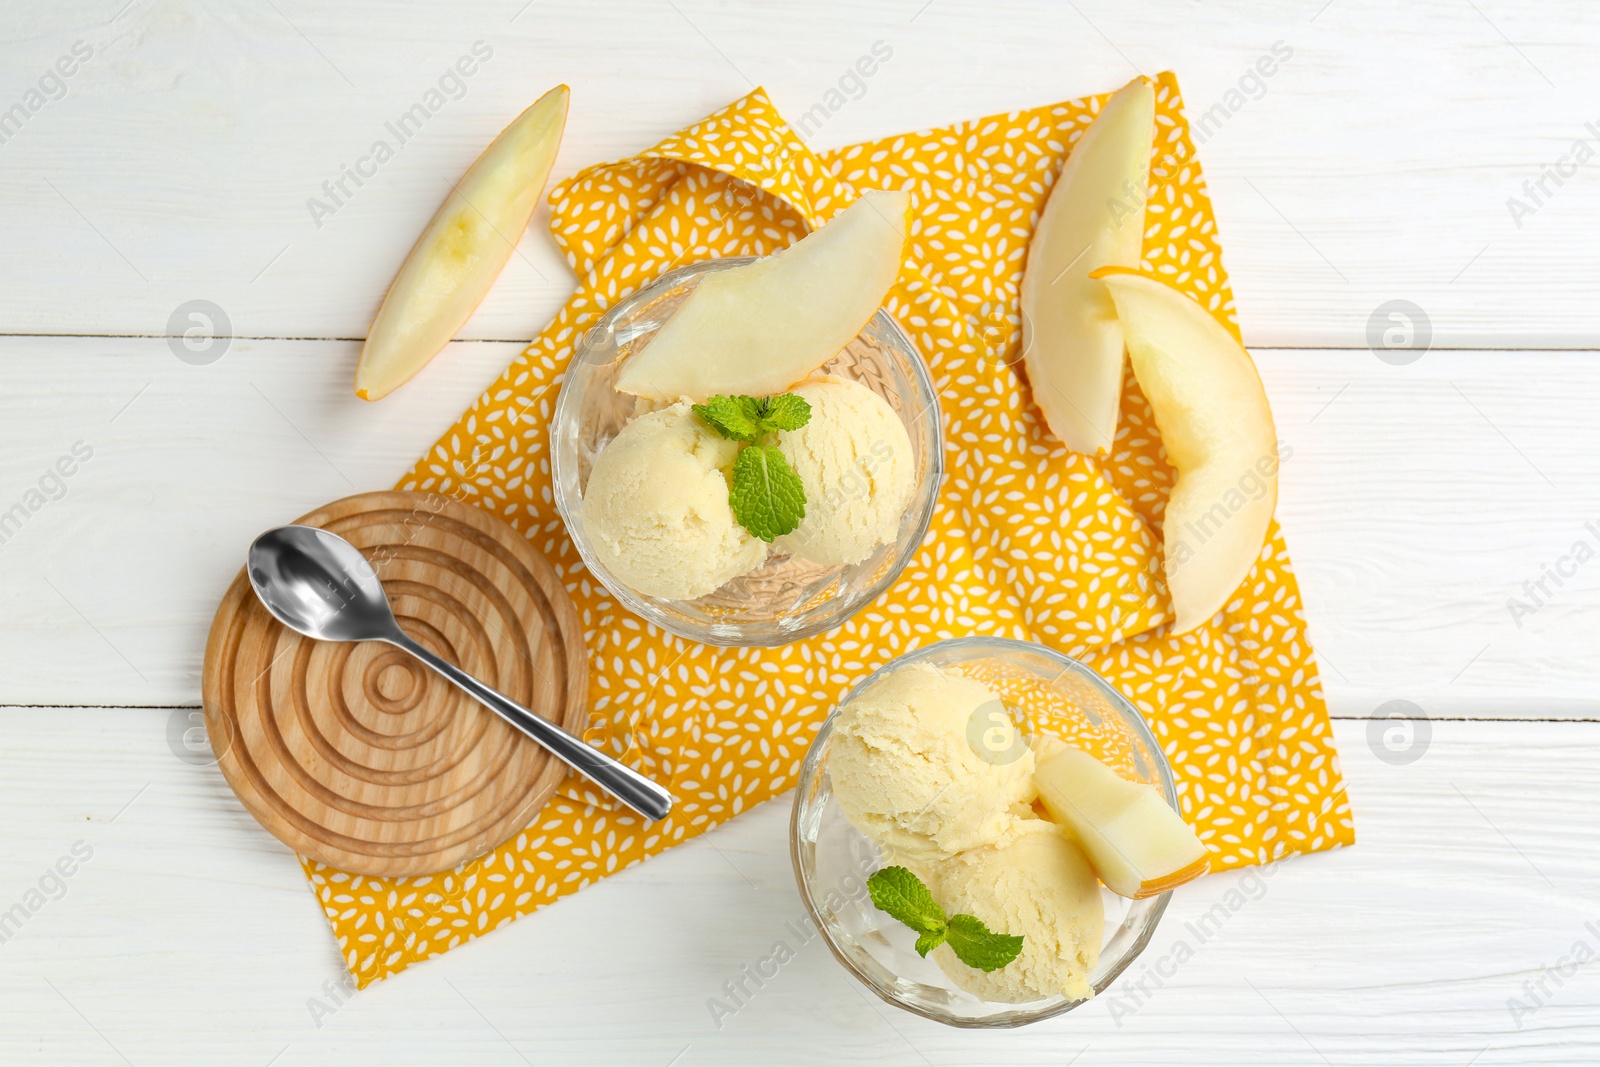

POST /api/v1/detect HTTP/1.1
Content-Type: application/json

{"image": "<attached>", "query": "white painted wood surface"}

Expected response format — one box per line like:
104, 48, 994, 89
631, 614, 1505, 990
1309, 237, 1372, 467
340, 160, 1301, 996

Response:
3, 339, 1595, 717
2, 0, 1599, 348
2, 0, 1596, 1062
2, 714, 1596, 1065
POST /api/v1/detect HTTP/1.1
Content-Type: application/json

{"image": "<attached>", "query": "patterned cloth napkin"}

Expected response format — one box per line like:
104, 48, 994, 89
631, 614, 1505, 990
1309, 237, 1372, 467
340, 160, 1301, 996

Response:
304, 73, 1355, 987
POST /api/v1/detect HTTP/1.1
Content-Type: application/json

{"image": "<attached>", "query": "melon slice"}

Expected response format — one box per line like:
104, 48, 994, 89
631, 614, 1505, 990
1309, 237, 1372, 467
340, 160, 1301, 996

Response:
1034, 745, 1209, 899
613, 189, 909, 402
1091, 266, 1278, 634
1019, 77, 1155, 455
356, 85, 569, 400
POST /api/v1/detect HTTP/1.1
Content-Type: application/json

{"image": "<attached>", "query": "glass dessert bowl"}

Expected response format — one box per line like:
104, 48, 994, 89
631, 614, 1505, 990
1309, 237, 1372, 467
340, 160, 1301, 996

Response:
789, 636, 1177, 1028
552, 257, 942, 647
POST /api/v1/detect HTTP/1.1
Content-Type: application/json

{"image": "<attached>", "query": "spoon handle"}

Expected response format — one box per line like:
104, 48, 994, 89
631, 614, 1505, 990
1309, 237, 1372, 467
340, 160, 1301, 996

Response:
386, 633, 674, 822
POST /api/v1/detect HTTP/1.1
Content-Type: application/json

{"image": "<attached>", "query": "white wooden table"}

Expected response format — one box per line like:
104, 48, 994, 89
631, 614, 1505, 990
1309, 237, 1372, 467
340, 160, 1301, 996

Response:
3, 1, 1598, 1063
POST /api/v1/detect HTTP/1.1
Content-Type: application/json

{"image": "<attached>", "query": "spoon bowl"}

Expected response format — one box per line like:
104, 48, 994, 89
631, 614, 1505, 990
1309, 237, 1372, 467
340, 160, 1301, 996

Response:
247, 525, 398, 644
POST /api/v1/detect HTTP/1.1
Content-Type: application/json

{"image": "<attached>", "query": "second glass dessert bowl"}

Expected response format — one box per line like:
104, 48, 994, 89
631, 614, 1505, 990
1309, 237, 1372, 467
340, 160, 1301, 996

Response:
552, 257, 942, 647
790, 636, 1177, 1028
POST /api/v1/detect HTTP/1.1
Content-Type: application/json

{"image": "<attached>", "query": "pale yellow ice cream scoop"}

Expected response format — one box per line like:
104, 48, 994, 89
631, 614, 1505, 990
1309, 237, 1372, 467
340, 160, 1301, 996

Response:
930, 824, 1104, 1003
580, 401, 767, 600
828, 662, 1036, 863
774, 376, 914, 567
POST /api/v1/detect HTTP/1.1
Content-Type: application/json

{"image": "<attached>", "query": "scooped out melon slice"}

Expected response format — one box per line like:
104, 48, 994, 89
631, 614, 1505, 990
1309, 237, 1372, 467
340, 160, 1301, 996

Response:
1090, 265, 1279, 634
1034, 745, 1209, 899
356, 85, 569, 400
1019, 76, 1155, 455
614, 189, 910, 403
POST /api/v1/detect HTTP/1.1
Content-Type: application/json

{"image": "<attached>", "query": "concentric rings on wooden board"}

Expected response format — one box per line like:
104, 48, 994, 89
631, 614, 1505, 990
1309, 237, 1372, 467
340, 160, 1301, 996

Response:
202, 491, 588, 877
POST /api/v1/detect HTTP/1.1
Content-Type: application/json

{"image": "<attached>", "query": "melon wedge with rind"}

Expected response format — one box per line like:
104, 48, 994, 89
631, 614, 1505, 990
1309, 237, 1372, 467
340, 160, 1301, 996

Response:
613, 189, 910, 403
1091, 265, 1278, 634
356, 85, 570, 401
1019, 76, 1155, 455
1034, 745, 1209, 900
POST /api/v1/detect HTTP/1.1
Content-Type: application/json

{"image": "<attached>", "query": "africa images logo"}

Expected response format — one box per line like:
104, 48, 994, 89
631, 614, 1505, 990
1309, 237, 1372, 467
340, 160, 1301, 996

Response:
0, 441, 94, 551
306, 41, 494, 228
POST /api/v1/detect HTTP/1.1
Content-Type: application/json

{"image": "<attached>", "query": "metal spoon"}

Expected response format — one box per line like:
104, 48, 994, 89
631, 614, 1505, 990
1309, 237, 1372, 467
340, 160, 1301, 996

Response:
246, 524, 673, 822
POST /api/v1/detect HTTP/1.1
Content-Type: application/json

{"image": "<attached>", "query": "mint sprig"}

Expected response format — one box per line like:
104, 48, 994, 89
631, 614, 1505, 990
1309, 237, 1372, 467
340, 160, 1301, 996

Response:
692, 393, 813, 542
693, 393, 813, 441
867, 866, 1025, 972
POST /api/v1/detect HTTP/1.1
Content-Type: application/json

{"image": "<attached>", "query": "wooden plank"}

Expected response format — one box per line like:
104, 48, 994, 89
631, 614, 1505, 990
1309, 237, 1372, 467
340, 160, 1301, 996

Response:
0, 712, 1593, 1064
1259, 348, 1600, 721
2, 337, 1596, 716
0, 337, 520, 706
0, 0, 1597, 347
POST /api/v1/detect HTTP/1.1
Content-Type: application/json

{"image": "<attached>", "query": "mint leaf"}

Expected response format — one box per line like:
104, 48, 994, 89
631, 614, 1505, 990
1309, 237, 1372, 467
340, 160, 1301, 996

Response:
945, 913, 1025, 972
729, 444, 806, 541
754, 393, 812, 433
868, 867, 945, 934
868, 866, 948, 951
692, 395, 763, 442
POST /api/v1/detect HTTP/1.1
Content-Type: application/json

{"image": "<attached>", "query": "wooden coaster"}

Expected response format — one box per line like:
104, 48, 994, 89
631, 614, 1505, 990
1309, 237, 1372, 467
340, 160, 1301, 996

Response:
202, 491, 588, 878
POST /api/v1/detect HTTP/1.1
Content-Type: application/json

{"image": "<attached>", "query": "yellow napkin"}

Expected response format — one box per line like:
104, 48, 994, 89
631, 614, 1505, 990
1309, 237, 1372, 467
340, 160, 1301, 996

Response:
305, 74, 1355, 987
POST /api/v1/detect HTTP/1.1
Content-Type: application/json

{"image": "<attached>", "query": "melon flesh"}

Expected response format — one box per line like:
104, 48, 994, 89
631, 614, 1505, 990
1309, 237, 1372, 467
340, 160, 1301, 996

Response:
1019, 77, 1155, 454
1092, 266, 1278, 634
614, 189, 910, 403
1034, 745, 1209, 899
356, 85, 569, 400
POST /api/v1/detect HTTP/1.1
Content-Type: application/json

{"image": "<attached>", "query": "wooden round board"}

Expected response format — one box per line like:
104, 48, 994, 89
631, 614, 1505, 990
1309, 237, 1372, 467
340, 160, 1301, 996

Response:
202, 491, 588, 878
